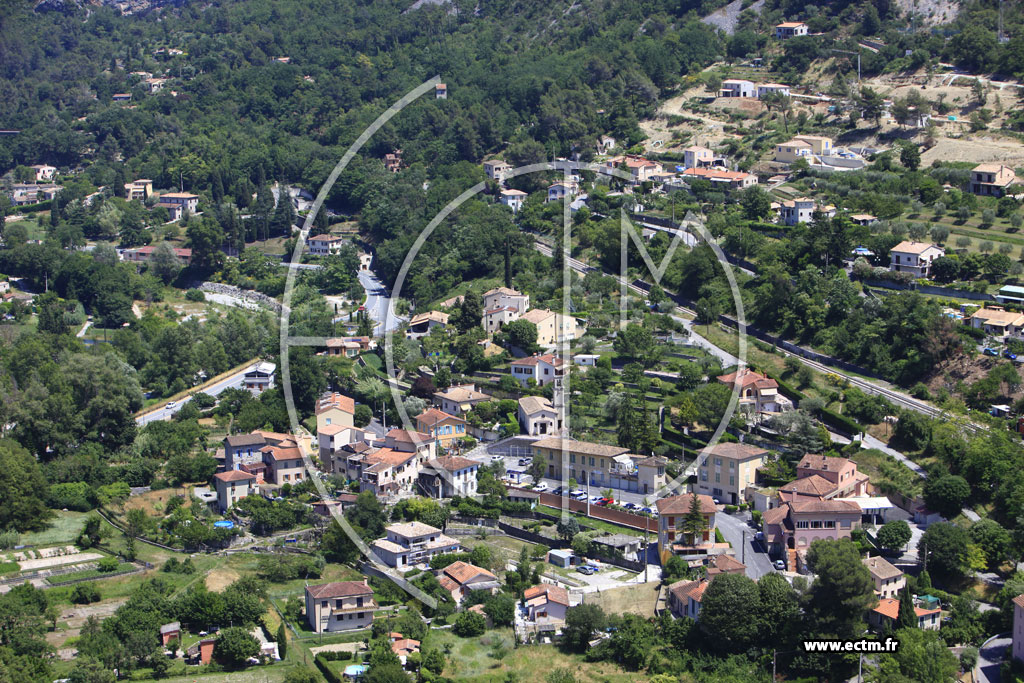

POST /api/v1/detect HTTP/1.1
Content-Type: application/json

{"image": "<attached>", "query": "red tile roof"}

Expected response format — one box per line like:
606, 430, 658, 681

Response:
305, 581, 372, 599
523, 583, 569, 606
214, 470, 256, 482
656, 492, 717, 515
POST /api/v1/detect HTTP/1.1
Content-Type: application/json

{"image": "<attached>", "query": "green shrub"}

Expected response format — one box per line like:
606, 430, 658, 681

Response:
97, 556, 119, 572
70, 583, 100, 604
185, 289, 205, 302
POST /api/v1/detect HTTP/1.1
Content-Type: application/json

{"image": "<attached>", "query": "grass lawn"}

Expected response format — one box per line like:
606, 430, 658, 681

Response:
20, 511, 89, 547
429, 629, 639, 682
586, 582, 661, 617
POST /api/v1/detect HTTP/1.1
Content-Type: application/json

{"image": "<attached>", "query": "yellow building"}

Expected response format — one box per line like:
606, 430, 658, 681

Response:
415, 408, 467, 450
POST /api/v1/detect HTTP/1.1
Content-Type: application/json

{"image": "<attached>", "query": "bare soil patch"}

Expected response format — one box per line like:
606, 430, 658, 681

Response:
206, 567, 241, 592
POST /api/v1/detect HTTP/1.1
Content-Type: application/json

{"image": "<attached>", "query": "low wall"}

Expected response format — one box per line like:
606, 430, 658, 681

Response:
523, 488, 659, 533
200, 282, 284, 312
862, 278, 993, 301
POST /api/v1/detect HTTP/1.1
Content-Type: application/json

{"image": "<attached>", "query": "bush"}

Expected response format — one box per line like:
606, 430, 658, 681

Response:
185, 289, 206, 302
453, 610, 486, 637
724, 504, 738, 514
70, 583, 100, 604
97, 556, 119, 572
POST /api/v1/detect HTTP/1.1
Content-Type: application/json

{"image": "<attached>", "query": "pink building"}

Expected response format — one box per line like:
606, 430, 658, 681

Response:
762, 499, 862, 569
1014, 594, 1024, 663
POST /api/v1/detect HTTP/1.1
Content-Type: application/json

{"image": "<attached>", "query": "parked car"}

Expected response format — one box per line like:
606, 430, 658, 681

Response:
583, 563, 599, 573
589, 496, 603, 504
754, 531, 765, 542
623, 502, 639, 510
166, 401, 177, 409
534, 483, 548, 492
598, 497, 614, 506
576, 566, 595, 575
984, 347, 999, 356
774, 560, 786, 571
551, 486, 563, 496
1005, 350, 1018, 360
518, 459, 528, 466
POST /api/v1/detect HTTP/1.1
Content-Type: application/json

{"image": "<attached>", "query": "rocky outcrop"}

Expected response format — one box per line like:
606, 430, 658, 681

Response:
36, 0, 185, 14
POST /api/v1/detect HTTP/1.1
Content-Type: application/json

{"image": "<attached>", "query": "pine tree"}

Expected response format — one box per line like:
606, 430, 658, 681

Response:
211, 169, 225, 204
681, 493, 706, 545
897, 588, 917, 630
504, 236, 512, 288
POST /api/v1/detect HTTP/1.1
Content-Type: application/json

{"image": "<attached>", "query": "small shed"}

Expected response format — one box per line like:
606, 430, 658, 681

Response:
159, 621, 180, 646
547, 549, 573, 568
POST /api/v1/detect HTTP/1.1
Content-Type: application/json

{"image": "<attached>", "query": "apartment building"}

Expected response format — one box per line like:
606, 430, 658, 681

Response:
696, 442, 770, 505
370, 521, 460, 568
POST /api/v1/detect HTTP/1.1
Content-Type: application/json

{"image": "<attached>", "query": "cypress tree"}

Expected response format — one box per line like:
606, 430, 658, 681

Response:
897, 588, 917, 630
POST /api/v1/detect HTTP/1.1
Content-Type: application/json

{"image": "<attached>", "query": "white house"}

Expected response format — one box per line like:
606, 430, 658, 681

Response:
418, 456, 480, 498
720, 79, 755, 98
778, 197, 835, 225
509, 353, 564, 387
305, 581, 376, 634
31, 165, 56, 182
499, 188, 527, 213
242, 361, 276, 394
682, 146, 715, 169
775, 21, 808, 39
518, 395, 561, 436
307, 234, 345, 256
484, 160, 512, 181
483, 287, 530, 315
523, 584, 569, 626
756, 83, 791, 98
889, 241, 944, 278
547, 180, 579, 202
370, 521, 459, 568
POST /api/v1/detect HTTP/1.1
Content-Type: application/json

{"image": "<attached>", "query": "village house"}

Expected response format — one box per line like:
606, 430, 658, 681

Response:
720, 79, 755, 98
391, 635, 420, 664
305, 581, 376, 633
520, 308, 584, 347
656, 493, 718, 563
850, 213, 878, 226
360, 447, 425, 497
261, 439, 306, 486
323, 336, 374, 357
186, 638, 216, 666
415, 407, 467, 450
597, 135, 616, 154
888, 241, 944, 278
777, 197, 835, 225
124, 179, 153, 201
546, 180, 579, 202
437, 561, 501, 606
716, 368, 794, 415
484, 287, 531, 315
756, 83, 791, 98
370, 521, 460, 568
242, 361, 275, 394
222, 431, 291, 471
435, 83, 447, 99
383, 150, 402, 173
761, 499, 862, 568
159, 622, 180, 647
668, 578, 709, 620
317, 392, 356, 434
683, 146, 715, 169
307, 234, 346, 256
483, 305, 521, 335
212, 470, 257, 512
532, 437, 665, 493
518, 395, 562, 436
680, 167, 758, 191
706, 553, 747, 578
774, 139, 813, 164
122, 245, 193, 266
499, 188, 527, 213
869, 596, 941, 631
969, 306, 1024, 339
434, 384, 491, 415
971, 163, 1017, 197
863, 556, 905, 600
406, 310, 449, 340
31, 164, 56, 182
9, 183, 61, 206
112, 93, 132, 101
418, 455, 480, 498
786, 454, 870, 501
155, 192, 199, 221
775, 21, 809, 39
483, 159, 512, 181
1013, 594, 1024, 663
696, 442, 770, 506
523, 584, 570, 627
509, 353, 565, 387
603, 155, 661, 184
591, 534, 642, 561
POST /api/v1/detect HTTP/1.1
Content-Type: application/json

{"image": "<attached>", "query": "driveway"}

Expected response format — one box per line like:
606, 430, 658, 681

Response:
978, 633, 1010, 683
136, 362, 257, 425
715, 509, 775, 580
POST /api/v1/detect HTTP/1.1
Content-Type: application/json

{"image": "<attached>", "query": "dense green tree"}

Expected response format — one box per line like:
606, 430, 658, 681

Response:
876, 521, 912, 552
699, 573, 762, 652
0, 440, 53, 532
804, 539, 876, 638
920, 522, 971, 579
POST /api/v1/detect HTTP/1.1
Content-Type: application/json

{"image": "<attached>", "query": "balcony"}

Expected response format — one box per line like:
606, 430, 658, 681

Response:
332, 599, 377, 614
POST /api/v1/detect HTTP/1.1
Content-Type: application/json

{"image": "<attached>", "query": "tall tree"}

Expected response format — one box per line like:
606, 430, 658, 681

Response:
804, 539, 876, 638
897, 588, 917, 630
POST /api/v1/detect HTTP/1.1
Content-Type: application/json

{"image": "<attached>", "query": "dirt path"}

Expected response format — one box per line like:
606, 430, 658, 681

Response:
47, 598, 129, 649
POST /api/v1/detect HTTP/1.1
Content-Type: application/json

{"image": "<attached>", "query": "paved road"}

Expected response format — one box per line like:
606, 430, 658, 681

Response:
861, 434, 925, 478
979, 633, 1010, 683
339, 270, 403, 334
715, 509, 776, 580
135, 363, 256, 425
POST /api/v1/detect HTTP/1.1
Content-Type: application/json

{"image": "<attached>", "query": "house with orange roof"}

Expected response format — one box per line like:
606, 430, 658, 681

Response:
602, 154, 661, 183
716, 368, 794, 416
668, 578, 710, 620
212, 469, 257, 512
1012, 594, 1024, 662
656, 493, 719, 564
793, 454, 869, 499
761, 499, 863, 568
434, 384, 492, 415
680, 167, 758, 191
415, 408, 466, 449
971, 163, 1017, 197
305, 581, 376, 633
436, 561, 500, 605
523, 584, 570, 625
261, 440, 306, 486
509, 353, 565, 387
696, 442, 771, 505
889, 241, 944, 278
775, 21, 808, 38
706, 553, 746, 578
869, 595, 941, 631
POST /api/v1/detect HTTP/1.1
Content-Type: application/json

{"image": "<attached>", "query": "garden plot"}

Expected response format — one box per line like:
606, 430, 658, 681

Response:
12, 546, 103, 571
